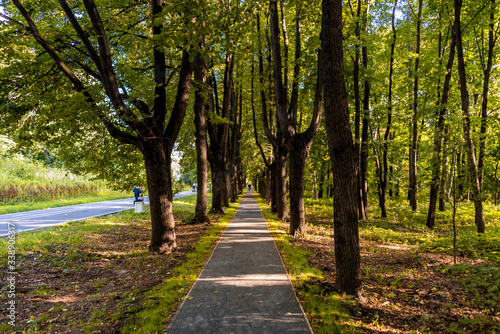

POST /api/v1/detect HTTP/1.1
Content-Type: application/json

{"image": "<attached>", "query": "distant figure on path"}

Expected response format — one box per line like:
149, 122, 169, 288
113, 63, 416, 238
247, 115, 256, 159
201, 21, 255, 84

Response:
133, 186, 143, 202
248, 184, 252, 190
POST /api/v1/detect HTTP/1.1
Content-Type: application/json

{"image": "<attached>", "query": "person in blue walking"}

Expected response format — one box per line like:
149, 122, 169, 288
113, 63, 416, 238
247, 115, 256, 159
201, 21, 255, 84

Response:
133, 186, 143, 202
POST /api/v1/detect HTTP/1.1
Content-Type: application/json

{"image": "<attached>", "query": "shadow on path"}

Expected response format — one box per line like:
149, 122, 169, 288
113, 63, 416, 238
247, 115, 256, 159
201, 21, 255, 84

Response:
166, 190, 312, 333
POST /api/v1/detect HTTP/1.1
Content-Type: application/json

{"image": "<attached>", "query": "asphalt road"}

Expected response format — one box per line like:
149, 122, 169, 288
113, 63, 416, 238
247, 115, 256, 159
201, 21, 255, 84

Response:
174, 190, 198, 199
0, 197, 147, 238
0, 190, 198, 238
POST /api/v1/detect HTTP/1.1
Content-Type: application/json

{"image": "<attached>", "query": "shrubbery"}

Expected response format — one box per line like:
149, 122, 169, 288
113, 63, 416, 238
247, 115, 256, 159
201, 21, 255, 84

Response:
0, 154, 102, 204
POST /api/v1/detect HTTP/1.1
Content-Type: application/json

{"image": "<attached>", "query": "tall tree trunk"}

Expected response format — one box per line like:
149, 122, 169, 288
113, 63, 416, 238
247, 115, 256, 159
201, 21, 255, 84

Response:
439, 148, 450, 211
288, 141, 308, 237
359, 0, 370, 219
351, 0, 366, 220
269, 0, 323, 234
455, 0, 486, 233
192, 48, 209, 224
256, 13, 288, 220
142, 141, 177, 253
269, 163, 277, 212
251, 53, 276, 211
322, 0, 361, 297
478, 0, 495, 187
378, 0, 398, 218
207, 53, 233, 213
447, 145, 457, 203
275, 148, 288, 220
312, 171, 318, 200
427, 15, 457, 228
318, 166, 325, 199
409, 0, 422, 211
229, 85, 241, 203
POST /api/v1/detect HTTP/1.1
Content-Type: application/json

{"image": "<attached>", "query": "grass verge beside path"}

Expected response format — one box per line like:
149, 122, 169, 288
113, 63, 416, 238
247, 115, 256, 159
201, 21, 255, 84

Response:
0, 193, 130, 215
0, 192, 243, 333
257, 194, 500, 333
256, 196, 359, 334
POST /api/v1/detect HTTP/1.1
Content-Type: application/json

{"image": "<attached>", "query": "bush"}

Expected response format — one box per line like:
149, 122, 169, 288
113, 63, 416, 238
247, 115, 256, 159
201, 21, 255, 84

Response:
0, 155, 103, 204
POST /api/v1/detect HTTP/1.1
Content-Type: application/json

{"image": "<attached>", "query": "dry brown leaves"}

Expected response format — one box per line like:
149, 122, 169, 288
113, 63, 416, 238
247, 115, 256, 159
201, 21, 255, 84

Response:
291, 228, 500, 333
0, 215, 210, 333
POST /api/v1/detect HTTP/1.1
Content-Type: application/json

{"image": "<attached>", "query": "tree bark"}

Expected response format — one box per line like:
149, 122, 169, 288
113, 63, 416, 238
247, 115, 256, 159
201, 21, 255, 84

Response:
350, 0, 366, 221
409, 0, 422, 212
427, 16, 457, 229
478, 0, 495, 188
257, 12, 288, 220
142, 140, 176, 253
455, 0, 486, 233
318, 166, 325, 199
228, 86, 241, 203
207, 53, 233, 213
322, 0, 362, 297
270, 0, 323, 234
378, 0, 398, 218
192, 46, 209, 224
360, 0, 370, 219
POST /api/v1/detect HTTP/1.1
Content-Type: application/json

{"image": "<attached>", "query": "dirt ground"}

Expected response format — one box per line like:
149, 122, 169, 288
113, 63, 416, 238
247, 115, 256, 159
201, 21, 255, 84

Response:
2, 210, 499, 333
0, 215, 211, 333
292, 230, 500, 333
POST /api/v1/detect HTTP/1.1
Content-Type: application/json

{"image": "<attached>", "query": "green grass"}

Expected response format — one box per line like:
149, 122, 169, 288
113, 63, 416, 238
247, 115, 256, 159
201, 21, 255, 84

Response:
122, 193, 243, 333
0, 208, 144, 270
269, 193, 500, 332
0, 191, 239, 333
304, 195, 500, 266
0, 153, 130, 212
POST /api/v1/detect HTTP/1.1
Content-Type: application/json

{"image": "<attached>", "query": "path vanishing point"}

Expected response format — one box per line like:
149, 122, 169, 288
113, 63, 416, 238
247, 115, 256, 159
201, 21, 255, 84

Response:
167, 189, 312, 333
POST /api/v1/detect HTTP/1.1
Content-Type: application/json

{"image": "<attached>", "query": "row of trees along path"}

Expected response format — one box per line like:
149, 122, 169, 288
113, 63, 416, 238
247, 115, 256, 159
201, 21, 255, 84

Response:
3, 0, 499, 298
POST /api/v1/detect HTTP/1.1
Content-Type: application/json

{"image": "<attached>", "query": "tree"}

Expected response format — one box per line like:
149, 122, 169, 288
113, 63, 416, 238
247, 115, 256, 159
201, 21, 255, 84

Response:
427, 7, 457, 229
5, 0, 196, 253
255, 11, 288, 220
347, 0, 368, 220
269, 0, 323, 236
477, 0, 497, 188
207, 54, 232, 213
192, 39, 210, 224
409, 0, 423, 212
455, 0, 486, 233
321, 0, 362, 297
377, 0, 398, 218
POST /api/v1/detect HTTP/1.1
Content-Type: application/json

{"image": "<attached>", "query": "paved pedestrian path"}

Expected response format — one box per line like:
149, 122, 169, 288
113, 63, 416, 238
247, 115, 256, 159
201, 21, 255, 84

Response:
167, 190, 312, 333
